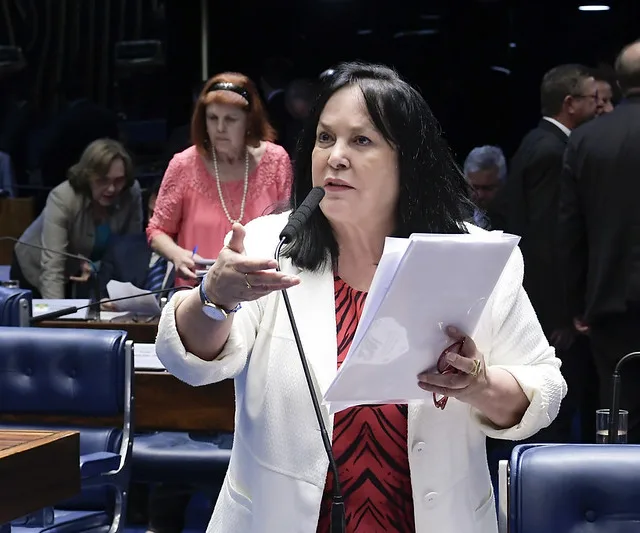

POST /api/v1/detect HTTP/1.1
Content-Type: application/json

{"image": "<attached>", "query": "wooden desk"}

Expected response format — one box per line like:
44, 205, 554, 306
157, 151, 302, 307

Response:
0, 430, 80, 523
36, 317, 158, 344
136, 372, 235, 431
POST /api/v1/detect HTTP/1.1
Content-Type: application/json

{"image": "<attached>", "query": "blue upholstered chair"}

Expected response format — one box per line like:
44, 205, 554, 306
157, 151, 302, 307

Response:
0, 327, 134, 533
132, 431, 232, 488
0, 286, 31, 326
131, 346, 232, 510
498, 443, 640, 533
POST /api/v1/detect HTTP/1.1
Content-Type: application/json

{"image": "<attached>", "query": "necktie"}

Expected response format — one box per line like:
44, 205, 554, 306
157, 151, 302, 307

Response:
145, 257, 167, 292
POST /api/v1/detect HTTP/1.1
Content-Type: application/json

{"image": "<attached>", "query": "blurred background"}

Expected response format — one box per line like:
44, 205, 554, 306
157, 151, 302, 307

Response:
1, 0, 636, 184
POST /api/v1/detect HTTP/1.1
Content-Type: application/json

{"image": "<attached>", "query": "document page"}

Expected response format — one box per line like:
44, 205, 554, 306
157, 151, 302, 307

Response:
134, 343, 165, 370
324, 231, 520, 412
106, 281, 161, 315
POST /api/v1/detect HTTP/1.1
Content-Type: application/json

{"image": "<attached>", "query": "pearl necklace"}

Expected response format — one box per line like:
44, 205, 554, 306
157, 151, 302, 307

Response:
212, 147, 249, 224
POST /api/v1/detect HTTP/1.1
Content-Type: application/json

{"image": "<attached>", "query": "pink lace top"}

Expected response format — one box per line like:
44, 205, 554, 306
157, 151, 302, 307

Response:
147, 142, 292, 286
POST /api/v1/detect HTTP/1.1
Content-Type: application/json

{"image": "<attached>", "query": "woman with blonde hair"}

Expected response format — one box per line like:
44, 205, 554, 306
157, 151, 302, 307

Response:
12, 138, 142, 298
147, 72, 293, 286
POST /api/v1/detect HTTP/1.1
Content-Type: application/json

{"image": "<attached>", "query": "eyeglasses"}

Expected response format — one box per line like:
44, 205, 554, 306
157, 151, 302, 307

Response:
433, 338, 466, 410
572, 92, 598, 102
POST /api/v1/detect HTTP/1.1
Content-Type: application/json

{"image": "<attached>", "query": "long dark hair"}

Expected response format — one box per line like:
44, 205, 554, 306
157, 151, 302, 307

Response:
285, 62, 473, 271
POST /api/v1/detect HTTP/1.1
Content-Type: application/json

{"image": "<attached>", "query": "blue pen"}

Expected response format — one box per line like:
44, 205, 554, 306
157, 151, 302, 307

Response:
192, 245, 198, 257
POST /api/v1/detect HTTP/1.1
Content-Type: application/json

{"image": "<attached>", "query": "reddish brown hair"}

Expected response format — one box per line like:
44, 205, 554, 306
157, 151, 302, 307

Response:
191, 72, 276, 157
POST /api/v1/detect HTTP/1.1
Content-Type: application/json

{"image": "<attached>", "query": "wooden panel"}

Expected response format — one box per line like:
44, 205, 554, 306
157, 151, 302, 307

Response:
136, 372, 235, 432
0, 198, 34, 265
0, 430, 80, 523
36, 318, 158, 344
0, 373, 235, 433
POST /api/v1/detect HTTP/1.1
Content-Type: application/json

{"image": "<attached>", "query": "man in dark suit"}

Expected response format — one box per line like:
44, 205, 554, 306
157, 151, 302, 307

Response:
558, 39, 640, 443
98, 180, 174, 298
505, 64, 599, 443
508, 64, 598, 336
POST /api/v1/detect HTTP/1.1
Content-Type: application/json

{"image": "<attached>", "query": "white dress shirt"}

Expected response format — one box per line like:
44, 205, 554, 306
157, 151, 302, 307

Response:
543, 116, 571, 137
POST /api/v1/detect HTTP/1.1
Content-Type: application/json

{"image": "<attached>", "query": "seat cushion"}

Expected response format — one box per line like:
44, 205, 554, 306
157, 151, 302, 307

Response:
132, 432, 232, 485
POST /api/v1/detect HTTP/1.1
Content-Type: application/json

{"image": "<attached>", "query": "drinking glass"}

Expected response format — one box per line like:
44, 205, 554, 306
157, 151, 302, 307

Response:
596, 408, 628, 443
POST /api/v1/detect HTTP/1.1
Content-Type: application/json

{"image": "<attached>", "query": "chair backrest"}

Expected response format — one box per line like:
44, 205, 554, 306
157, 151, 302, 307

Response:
507, 443, 640, 533
0, 327, 134, 510
0, 286, 31, 326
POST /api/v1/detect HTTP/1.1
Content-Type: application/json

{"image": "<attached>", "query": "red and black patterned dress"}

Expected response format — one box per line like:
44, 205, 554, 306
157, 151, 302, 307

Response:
316, 277, 416, 533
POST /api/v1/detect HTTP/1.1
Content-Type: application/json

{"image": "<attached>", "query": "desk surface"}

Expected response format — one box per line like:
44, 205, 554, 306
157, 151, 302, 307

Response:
0, 430, 64, 453
36, 317, 158, 343
0, 430, 80, 523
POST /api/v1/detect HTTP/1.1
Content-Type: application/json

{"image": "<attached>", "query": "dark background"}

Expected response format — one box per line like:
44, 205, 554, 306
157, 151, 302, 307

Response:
2, 0, 638, 162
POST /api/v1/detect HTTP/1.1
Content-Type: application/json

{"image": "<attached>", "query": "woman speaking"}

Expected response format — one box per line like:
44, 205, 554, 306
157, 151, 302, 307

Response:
154, 62, 566, 533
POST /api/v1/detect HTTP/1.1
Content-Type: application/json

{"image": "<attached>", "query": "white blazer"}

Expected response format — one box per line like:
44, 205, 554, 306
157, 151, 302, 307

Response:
156, 212, 567, 533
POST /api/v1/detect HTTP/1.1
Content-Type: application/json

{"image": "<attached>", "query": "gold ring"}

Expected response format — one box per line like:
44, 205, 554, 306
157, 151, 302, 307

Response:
470, 359, 481, 378
244, 273, 252, 289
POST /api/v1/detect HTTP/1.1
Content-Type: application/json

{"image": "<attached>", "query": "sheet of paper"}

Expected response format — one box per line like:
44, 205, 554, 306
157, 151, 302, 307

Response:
106, 281, 161, 315
351, 237, 410, 355
32, 299, 90, 320
324, 231, 520, 412
100, 311, 133, 321
134, 343, 165, 370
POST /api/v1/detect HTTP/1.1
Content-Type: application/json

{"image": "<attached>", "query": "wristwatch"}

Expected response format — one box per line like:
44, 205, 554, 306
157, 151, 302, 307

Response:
199, 278, 241, 321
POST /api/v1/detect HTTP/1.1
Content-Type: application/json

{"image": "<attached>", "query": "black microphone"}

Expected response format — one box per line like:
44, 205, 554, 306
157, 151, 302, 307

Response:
274, 188, 345, 533
0, 236, 101, 313
607, 351, 640, 443
30, 285, 192, 324
279, 187, 326, 244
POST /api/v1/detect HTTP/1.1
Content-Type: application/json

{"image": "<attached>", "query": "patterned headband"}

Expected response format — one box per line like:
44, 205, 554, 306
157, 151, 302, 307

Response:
207, 82, 251, 109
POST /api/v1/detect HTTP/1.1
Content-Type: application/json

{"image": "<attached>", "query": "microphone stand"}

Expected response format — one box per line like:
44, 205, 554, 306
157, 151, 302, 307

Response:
91, 269, 101, 322
275, 237, 345, 533
607, 351, 640, 443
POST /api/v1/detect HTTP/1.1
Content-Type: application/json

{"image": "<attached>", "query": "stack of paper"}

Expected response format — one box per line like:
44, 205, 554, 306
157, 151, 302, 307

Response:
323, 231, 520, 412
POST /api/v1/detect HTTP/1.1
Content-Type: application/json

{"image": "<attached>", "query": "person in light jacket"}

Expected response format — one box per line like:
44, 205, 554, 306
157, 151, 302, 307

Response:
12, 138, 142, 299
155, 62, 567, 533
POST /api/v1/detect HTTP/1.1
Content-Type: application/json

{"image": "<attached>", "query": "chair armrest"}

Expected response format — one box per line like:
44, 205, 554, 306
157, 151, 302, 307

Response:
10, 507, 54, 527
498, 459, 508, 533
79, 451, 120, 478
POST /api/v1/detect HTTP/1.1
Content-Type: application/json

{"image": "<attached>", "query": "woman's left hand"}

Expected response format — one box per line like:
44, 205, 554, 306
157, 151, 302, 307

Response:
417, 326, 488, 404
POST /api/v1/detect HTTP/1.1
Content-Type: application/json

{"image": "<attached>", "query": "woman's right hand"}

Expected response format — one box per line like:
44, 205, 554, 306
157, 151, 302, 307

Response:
171, 247, 205, 280
204, 223, 300, 309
